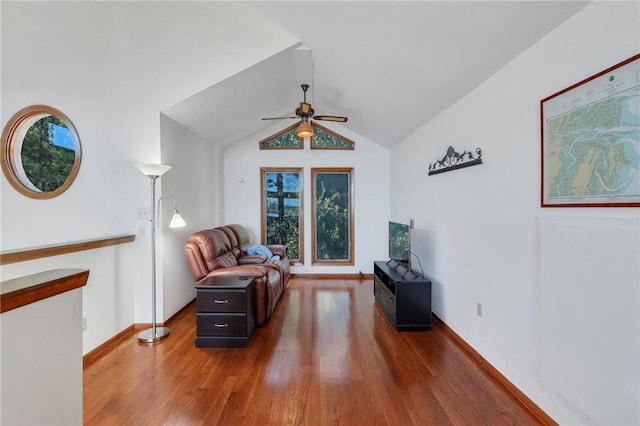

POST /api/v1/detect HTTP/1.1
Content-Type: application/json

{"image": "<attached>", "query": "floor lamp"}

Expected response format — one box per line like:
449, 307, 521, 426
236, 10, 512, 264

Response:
135, 163, 186, 343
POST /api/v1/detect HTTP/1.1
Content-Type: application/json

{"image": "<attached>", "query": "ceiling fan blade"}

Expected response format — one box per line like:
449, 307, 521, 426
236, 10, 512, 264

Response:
313, 115, 348, 123
261, 116, 297, 120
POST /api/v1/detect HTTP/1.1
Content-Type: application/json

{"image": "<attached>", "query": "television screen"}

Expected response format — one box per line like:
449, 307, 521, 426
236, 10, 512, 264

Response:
388, 221, 410, 264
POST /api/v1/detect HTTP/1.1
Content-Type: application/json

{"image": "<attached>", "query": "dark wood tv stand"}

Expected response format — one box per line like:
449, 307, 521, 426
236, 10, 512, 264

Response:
374, 260, 432, 331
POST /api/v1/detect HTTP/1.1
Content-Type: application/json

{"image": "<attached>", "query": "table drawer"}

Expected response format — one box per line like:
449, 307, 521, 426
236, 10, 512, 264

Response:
197, 289, 246, 312
374, 276, 383, 301
385, 293, 397, 323
197, 313, 247, 336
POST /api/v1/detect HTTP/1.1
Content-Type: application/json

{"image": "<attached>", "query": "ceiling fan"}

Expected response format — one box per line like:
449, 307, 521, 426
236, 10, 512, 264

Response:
262, 84, 348, 137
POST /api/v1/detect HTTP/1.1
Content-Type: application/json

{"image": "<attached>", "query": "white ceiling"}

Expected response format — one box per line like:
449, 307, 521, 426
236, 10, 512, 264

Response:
162, 1, 589, 148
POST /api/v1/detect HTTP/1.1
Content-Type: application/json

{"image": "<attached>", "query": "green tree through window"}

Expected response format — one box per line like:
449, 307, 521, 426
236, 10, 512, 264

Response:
261, 168, 303, 262
312, 168, 354, 264
2, 105, 82, 199
21, 116, 75, 192
311, 122, 355, 150
259, 122, 303, 149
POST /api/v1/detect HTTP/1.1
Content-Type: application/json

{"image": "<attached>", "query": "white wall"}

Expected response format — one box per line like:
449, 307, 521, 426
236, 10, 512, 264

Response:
1, 244, 135, 355
159, 114, 221, 318
1, 2, 299, 349
1, 289, 83, 426
224, 121, 390, 274
390, 2, 640, 424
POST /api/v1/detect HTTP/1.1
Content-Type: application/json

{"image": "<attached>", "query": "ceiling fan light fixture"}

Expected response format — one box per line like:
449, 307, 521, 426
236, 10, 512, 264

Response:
297, 121, 313, 138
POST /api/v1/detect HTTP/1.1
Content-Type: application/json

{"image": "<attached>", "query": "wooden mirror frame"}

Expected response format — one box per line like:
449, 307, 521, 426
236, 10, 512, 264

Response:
1, 105, 82, 199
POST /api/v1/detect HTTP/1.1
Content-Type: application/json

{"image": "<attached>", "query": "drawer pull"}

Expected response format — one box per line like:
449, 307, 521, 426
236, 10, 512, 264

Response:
214, 323, 229, 328
214, 299, 229, 304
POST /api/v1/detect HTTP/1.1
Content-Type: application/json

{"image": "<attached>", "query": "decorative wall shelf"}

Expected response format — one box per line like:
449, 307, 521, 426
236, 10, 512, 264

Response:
428, 146, 482, 176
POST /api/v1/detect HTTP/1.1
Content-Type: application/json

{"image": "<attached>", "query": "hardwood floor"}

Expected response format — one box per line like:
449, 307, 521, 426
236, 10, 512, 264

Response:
84, 278, 545, 425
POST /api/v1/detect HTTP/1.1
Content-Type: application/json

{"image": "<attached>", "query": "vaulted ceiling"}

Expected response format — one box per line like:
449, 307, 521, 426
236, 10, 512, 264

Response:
162, 1, 589, 149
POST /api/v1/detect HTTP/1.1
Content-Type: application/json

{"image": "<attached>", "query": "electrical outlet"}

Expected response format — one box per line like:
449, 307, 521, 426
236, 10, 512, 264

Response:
82, 317, 87, 331
476, 302, 482, 317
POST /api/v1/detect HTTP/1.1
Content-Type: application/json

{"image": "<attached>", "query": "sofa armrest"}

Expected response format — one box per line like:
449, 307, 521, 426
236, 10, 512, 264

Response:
201, 265, 267, 280
267, 245, 287, 259
238, 254, 268, 265
184, 241, 209, 282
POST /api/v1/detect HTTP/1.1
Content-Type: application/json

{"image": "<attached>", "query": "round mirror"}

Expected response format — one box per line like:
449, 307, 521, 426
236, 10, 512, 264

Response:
1, 105, 82, 199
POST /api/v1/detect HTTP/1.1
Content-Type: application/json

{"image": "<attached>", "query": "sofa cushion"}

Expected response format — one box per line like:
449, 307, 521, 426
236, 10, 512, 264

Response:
227, 224, 251, 248
184, 228, 234, 281
210, 251, 239, 269
195, 230, 230, 268
238, 254, 268, 264
217, 226, 243, 259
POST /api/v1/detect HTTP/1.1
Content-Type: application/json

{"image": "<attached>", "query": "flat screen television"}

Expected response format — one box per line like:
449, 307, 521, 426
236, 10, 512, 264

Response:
388, 221, 411, 268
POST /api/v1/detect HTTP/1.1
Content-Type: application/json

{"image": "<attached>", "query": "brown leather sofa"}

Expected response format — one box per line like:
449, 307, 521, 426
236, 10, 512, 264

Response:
183, 224, 290, 325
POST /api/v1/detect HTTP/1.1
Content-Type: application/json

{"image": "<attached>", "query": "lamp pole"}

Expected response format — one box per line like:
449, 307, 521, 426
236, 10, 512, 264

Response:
136, 163, 172, 343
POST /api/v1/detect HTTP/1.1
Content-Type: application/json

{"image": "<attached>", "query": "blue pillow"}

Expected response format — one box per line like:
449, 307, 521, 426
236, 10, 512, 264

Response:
254, 245, 273, 259
245, 244, 273, 259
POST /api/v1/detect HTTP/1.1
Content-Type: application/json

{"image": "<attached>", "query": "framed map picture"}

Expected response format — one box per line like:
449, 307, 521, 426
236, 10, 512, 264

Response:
541, 53, 640, 207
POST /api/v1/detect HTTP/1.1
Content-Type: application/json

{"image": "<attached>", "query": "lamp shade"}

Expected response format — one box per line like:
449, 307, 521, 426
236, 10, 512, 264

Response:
169, 212, 186, 228
135, 163, 171, 177
297, 122, 313, 138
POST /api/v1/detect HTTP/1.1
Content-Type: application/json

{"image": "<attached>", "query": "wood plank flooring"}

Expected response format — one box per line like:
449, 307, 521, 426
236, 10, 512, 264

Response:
84, 278, 544, 425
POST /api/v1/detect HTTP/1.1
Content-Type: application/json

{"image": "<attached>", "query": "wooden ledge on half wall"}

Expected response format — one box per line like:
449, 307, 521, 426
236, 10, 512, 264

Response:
0, 268, 90, 313
0, 234, 135, 265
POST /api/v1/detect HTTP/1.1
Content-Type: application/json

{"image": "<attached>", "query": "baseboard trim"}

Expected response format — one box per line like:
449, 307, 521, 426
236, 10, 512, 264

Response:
291, 273, 374, 280
83, 325, 134, 368
83, 299, 197, 367
432, 314, 558, 426
133, 298, 196, 329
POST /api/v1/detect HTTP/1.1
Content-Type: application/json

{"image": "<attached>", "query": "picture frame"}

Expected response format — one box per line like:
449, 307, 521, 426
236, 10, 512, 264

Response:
540, 53, 640, 207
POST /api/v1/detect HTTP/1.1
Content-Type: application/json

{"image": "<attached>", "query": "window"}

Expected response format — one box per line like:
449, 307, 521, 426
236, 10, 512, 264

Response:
261, 168, 303, 263
311, 168, 354, 265
259, 122, 303, 150
310, 122, 354, 150
1, 105, 82, 199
